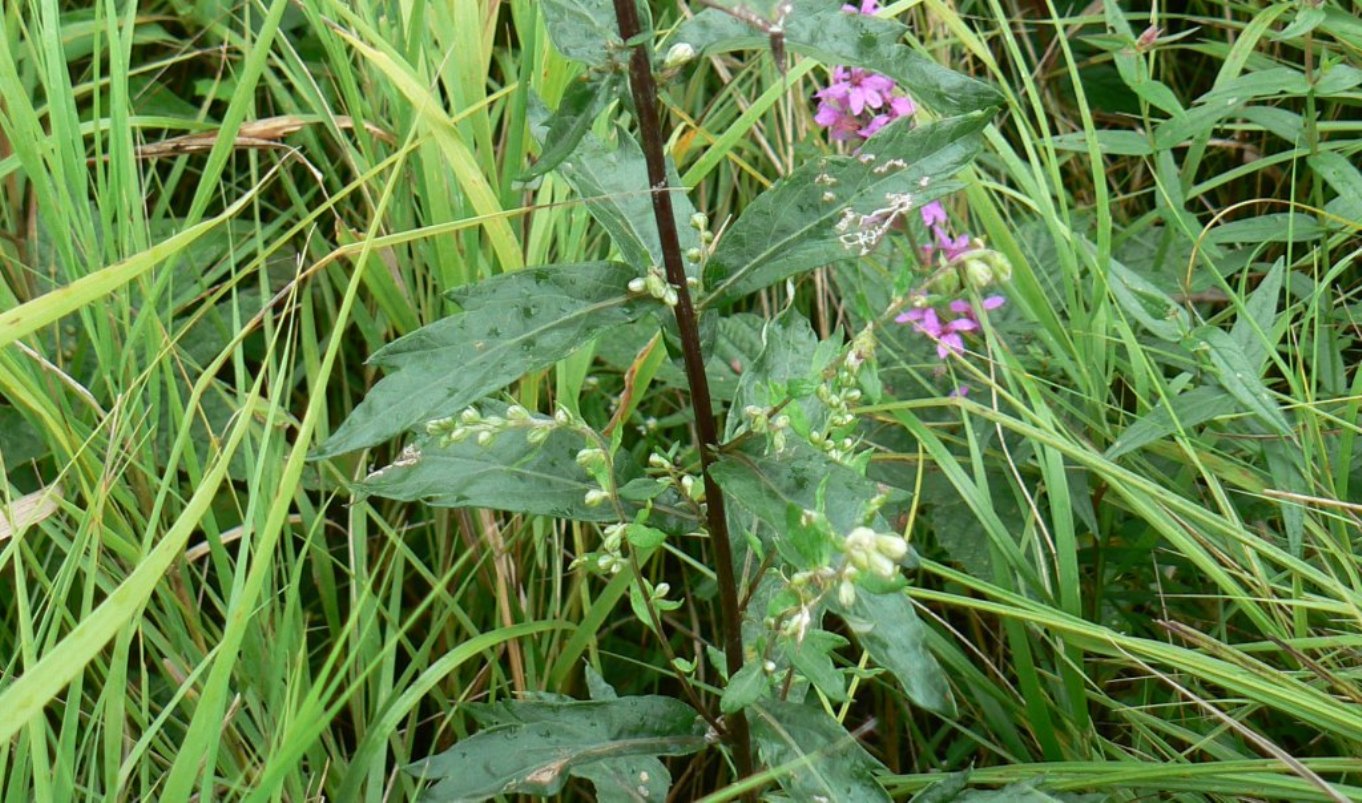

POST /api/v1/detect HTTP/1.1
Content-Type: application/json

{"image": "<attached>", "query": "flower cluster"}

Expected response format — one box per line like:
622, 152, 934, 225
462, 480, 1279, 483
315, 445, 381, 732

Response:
426, 404, 567, 447
812, 2, 916, 141
896, 295, 1005, 361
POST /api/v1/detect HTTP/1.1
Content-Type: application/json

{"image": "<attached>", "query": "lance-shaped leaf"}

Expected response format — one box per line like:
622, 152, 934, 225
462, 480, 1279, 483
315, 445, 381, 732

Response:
408, 697, 705, 802
830, 589, 956, 716
1187, 325, 1293, 437
701, 113, 991, 308
522, 73, 619, 180
672, 0, 1001, 115
529, 100, 701, 276
749, 700, 892, 803
316, 262, 658, 457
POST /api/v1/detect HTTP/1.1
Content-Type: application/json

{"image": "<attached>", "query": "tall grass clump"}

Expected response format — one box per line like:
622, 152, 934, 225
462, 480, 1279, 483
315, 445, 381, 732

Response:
1, 0, 1360, 800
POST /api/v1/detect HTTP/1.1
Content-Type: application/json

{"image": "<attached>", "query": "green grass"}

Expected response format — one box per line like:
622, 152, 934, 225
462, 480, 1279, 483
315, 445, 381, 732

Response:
2, 0, 1360, 800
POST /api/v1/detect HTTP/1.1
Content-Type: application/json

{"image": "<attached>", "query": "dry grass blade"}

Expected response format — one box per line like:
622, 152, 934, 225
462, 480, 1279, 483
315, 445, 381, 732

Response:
0, 483, 63, 542
129, 115, 395, 160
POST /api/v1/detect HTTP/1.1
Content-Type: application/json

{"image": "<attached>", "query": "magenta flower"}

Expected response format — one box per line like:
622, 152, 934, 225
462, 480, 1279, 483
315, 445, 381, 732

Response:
817, 67, 894, 115
919, 200, 948, 228
895, 296, 1005, 360
815, 99, 863, 141
842, 0, 880, 13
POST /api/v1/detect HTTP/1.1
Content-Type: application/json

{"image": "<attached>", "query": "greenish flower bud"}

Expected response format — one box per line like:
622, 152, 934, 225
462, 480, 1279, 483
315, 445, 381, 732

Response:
460, 408, 481, 425
584, 489, 612, 507
838, 579, 857, 607
663, 42, 696, 69
576, 447, 607, 471
690, 212, 708, 231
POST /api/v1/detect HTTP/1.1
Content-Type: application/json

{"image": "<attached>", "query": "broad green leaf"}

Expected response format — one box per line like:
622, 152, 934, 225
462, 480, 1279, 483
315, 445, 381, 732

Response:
908, 771, 970, 802
316, 262, 659, 456
411, 697, 705, 802
530, 100, 701, 274
787, 630, 848, 703
540, 0, 625, 66
1106, 258, 1190, 342
575, 668, 673, 803
831, 589, 955, 716
711, 442, 886, 540
1106, 386, 1239, 460
359, 421, 616, 522
749, 700, 892, 803
721, 661, 770, 714
725, 309, 832, 440
521, 73, 618, 180
702, 113, 991, 307
1187, 326, 1292, 436
672, 0, 1001, 115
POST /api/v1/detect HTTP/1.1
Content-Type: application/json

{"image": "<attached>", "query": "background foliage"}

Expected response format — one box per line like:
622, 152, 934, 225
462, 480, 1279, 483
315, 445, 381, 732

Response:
1, 0, 1360, 800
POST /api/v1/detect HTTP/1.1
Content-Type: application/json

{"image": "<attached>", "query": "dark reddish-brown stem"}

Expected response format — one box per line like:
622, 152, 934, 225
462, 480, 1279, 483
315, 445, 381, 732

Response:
609, 0, 755, 788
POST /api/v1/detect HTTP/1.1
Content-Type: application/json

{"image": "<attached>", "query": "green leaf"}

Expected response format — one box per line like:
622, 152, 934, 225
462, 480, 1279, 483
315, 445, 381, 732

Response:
359, 410, 619, 521
570, 754, 671, 803
721, 661, 770, 714
1187, 326, 1292, 436
316, 262, 658, 456
530, 101, 701, 273
1231, 257, 1284, 369
1048, 130, 1152, 156
831, 589, 955, 716
711, 442, 886, 542
1107, 258, 1190, 342
1207, 213, 1323, 245
540, 0, 624, 66
702, 112, 990, 307
749, 700, 892, 803
672, 0, 1001, 115
522, 73, 618, 180
1272, 6, 1326, 41
726, 308, 831, 440
1309, 151, 1362, 221
1106, 385, 1239, 460
788, 630, 848, 703
410, 697, 705, 802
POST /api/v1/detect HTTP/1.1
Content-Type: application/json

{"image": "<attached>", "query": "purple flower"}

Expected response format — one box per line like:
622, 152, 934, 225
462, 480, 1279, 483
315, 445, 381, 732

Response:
919, 200, 948, 227
926, 227, 973, 262
895, 296, 1005, 360
842, 0, 880, 13
817, 67, 894, 115
815, 99, 863, 141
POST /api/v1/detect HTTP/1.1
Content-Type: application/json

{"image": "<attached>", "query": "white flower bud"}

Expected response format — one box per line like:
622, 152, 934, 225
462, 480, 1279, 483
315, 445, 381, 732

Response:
460, 408, 481, 424
584, 489, 611, 507
838, 579, 857, 607
875, 533, 910, 561
628, 277, 647, 293
663, 42, 697, 69
648, 452, 672, 469
476, 430, 494, 446
505, 404, 530, 422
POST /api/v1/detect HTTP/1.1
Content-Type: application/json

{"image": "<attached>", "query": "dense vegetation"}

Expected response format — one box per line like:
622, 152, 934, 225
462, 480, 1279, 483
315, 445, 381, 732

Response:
2, 0, 1360, 800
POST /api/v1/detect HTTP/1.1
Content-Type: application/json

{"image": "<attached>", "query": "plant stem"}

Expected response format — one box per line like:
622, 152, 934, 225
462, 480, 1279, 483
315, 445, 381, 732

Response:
610, 0, 755, 787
